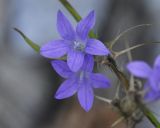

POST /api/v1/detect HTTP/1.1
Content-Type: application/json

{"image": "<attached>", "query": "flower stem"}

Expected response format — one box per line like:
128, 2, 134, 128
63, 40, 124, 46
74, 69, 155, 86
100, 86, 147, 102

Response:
142, 105, 160, 128
59, 0, 81, 22
108, 24, 151, 49
59, 0, 96, 38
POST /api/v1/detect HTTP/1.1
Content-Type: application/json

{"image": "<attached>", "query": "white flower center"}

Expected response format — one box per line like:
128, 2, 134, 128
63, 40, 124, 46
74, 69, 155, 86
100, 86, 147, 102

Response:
79, 71, 85, 81
74, 41, 85, 51
79, 71, 90, 82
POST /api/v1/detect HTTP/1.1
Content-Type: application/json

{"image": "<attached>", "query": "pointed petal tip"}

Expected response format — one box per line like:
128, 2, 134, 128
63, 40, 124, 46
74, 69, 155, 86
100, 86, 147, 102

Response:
54, 91, 64, 100
53, 92, 60, 100
54, 79, 78, 99
57, 10, 62, 15
51, 60, 58, 69
91, 73, 111, 88
154, 55, 160, 68
40, 48, 55, 59
76, 10, 95, 40
127, 61, 152, 78
77, 84, 94, 113
87, 10, 95, 16
126, 63, 131, 70
127, 62, 135, 73
54, 93, 61, 99
40, 40, 69, 59
51, 60, 60, 66
89, 10, 95, 15
80, 101, 93, 112
54, 95, 59, 99
104, 49, 111, 55
57, 10, 75, 40
86, 39, 110, 56
51, 60, 73, 78
83, 106, 92, 112
57, 10, 63, 19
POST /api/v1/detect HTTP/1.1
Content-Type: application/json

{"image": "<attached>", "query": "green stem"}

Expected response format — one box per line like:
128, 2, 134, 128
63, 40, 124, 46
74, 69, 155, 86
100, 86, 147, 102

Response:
142, 105, 160, 128
59, 0, 81, 22
59, 0, 96, 38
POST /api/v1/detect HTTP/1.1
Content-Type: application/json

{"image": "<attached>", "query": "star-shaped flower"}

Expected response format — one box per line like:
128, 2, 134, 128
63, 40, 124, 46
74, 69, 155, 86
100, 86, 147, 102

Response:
51, 54, 110, 111
40, 10, 110, 72
127, 55, 160, 100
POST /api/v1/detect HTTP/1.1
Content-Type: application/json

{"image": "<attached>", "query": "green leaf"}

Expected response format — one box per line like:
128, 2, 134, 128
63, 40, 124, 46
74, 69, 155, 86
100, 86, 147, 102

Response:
14, 28, 40, 52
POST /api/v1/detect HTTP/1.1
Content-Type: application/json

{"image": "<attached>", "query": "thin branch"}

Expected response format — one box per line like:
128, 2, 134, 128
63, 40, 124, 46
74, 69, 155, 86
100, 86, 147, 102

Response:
115, 81, 121, 99
111, 116, 125, 128
109, 24, 152, 49
124, 41, 134, 91
95, 95, 112, 104
114, 42, 160, 59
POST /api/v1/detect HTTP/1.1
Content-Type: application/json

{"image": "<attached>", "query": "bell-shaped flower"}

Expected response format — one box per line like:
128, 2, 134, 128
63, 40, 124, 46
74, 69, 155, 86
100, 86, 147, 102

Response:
40, 10, 110, 72
51, 55, 110, 111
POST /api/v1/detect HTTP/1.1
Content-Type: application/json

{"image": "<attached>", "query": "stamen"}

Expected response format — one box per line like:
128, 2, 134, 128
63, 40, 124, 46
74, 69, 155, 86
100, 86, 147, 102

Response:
74, 41, 85, 51
79, 71, 84, 81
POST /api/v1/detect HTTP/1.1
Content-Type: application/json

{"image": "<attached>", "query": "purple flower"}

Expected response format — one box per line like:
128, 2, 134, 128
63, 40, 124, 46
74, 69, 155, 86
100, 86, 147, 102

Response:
51, 55, 110, 111
127, 55, 160, 100
40, 10, 110, 72
144, 85, 160, 101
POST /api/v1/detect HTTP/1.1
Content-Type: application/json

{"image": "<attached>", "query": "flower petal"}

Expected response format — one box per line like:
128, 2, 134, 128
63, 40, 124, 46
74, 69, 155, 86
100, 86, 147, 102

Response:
91, 73, 110, 88
85, 39, 110, 55
67, 50, 84, 72
77, 82, 94, 112
57, 10, 75, 40
145, 89, 160, 101
154, 55, 160, 68
55, 78, 78, 99
51, 60, 73, 78
76, 11, 95, 40
81, 54, 94, 72
40, 40, 69, 58
149, 68, 160, 90
127, 61, 152, 78
144, 83, 160, 101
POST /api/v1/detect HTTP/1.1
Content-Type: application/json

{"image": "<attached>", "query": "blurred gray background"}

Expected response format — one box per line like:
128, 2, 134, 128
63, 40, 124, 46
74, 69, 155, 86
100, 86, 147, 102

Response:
0, 0, 160, 128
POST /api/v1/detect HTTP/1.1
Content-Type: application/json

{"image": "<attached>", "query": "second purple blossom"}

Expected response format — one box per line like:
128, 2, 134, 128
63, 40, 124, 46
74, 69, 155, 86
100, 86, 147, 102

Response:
127, 55, 160, 101
52, 55, 110, 111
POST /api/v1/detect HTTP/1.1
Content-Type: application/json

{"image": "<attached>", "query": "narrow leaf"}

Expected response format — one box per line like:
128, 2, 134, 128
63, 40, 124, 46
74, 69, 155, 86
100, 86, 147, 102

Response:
14, 28, 40, 52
